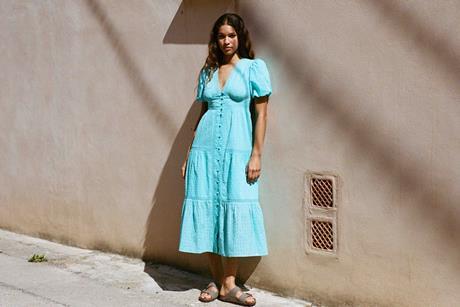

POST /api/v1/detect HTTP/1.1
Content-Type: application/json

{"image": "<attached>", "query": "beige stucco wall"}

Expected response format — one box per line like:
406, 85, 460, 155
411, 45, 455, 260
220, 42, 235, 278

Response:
1, 0, 459, 306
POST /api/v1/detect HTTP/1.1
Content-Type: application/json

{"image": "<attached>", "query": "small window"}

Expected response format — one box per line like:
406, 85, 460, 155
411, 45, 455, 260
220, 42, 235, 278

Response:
311, 178, 334, 208
311, 219, 334, 251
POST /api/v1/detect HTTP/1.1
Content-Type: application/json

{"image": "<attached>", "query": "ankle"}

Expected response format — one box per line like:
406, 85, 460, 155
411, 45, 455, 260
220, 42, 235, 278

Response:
221, 280, 235, 289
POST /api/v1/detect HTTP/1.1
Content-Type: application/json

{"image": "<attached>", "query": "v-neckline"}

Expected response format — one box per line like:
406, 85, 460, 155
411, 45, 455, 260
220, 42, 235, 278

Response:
216, 59, 243, 92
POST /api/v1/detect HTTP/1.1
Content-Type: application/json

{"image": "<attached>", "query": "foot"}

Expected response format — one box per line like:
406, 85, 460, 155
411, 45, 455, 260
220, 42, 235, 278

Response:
199, 281, 219, 302
219, 284, 256, 306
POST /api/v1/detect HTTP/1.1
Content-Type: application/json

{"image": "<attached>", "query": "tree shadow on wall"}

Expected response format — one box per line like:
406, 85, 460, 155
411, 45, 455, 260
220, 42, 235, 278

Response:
367, 0, 460, 90
237, 1, 460, 272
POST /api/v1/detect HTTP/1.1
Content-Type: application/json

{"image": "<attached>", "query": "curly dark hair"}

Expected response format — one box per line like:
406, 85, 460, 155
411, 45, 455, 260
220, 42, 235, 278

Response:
200, 13, 255, 83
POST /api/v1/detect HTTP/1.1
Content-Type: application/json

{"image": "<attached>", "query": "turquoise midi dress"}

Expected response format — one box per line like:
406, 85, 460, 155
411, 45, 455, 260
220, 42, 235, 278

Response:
178, 57, 272, 257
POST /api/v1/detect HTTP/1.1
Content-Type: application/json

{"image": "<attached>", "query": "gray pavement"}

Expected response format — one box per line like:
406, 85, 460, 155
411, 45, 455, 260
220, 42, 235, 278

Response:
0, 229, 312, 306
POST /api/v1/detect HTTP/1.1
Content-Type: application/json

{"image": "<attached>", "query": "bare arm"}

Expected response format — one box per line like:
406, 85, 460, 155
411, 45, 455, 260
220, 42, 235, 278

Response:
247, 96, 269, 183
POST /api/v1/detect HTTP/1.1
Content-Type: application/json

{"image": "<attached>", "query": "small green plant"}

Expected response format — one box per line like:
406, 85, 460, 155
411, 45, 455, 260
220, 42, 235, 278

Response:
28, 253, 48, 262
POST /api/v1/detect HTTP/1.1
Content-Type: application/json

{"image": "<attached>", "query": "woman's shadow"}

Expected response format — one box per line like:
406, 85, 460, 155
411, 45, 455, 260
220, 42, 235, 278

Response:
141, 100, 261, 292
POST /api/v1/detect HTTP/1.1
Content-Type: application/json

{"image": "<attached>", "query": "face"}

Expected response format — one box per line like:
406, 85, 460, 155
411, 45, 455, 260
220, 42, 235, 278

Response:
217, 24, 239, 56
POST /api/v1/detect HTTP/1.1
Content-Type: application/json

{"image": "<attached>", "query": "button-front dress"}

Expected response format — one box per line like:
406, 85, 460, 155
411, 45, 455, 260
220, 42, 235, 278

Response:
178, 58, 272, 257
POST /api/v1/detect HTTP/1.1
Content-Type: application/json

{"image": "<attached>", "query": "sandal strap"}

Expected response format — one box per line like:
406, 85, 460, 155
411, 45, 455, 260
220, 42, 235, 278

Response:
227, 285, 241, 297
238, 291, 253, 302
201, 282, 218, 294
225, 286, 255, 304
199, 282, 219, 302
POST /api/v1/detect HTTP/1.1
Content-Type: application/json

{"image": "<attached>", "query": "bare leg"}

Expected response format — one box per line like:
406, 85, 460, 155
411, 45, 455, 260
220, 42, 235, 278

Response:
199, 252, 224, 301
207, 252, 224, 284
220, 256, 256, 305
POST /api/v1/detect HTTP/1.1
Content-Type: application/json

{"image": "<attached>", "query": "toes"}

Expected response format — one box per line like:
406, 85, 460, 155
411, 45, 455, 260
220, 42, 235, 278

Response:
236, 290, 256, 305
243, 293, 255, 304
246, 296, 255, 304
199, 282, 218, 301
200, 292, 211, 300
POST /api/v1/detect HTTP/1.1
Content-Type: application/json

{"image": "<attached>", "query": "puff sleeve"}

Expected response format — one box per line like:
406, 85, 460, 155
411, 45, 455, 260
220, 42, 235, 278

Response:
249, 58, 272, 99
195, 68, 206, 102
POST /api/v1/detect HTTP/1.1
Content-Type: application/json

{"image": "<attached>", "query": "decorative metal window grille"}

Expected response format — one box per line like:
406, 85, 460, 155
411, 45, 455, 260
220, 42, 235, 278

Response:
311, 220, 334, 251
311, 178, 334, 208
304, 172, 339, 256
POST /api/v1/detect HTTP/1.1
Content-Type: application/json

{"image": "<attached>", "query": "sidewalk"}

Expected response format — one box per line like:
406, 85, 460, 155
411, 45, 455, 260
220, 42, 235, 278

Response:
0, 229, 313, 306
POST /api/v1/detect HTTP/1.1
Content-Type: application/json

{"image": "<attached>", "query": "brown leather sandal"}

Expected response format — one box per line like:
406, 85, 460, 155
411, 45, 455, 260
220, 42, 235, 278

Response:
218, 285, 256, 306
198, 281, 219, 303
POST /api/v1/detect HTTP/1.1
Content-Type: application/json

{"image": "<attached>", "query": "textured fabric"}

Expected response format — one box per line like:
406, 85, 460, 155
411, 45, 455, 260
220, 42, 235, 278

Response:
178, 58, 272, 257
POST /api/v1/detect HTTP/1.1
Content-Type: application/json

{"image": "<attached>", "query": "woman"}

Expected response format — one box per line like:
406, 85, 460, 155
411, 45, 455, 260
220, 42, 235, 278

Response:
179, 13, 272, 306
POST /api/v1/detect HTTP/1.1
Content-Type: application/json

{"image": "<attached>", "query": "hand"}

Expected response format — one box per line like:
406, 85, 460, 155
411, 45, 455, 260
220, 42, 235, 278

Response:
181, 159, 187, 179
246, 155, 261, 185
